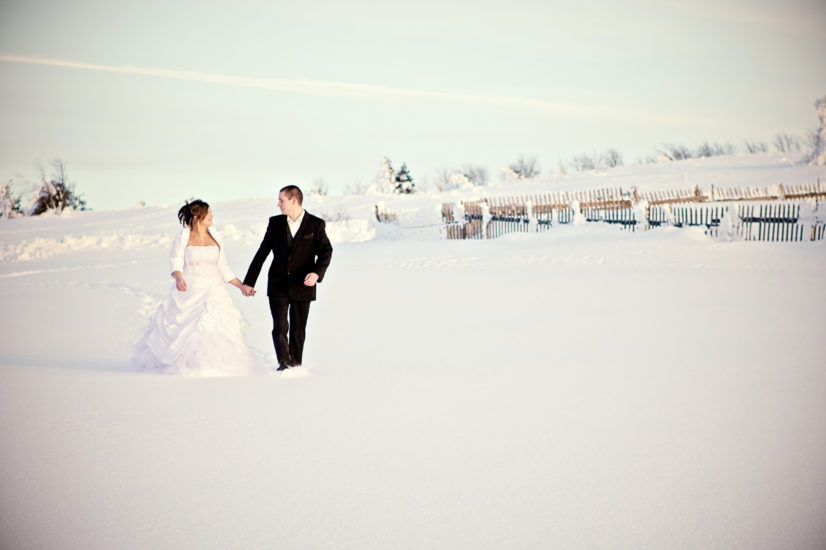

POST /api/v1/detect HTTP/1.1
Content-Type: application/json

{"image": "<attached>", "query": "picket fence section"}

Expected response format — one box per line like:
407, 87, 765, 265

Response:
427, 181, 826, 243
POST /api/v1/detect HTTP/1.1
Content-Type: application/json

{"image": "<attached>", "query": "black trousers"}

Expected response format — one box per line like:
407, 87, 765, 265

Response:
268, 294, 311, 367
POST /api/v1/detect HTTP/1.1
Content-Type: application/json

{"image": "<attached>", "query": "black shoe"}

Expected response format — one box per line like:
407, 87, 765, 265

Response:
276, 363, 290, 371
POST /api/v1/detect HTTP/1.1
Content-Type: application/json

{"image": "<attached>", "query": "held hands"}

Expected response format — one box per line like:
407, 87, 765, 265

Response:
240, 284, 256, 297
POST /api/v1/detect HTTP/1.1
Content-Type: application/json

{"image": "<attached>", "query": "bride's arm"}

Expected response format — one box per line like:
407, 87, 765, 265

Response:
228, 277, 255, 296
170, 229, 188, 292
172, 270, 187, 292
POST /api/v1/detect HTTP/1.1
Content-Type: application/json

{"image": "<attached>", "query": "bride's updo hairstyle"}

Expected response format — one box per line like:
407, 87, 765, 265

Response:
177, 199, 210, 227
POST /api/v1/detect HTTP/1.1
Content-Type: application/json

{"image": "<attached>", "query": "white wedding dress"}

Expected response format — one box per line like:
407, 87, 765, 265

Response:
131, 245, 265, 377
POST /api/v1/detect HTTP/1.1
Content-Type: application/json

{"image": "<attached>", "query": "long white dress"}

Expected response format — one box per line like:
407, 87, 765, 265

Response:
132, 242, 265, 377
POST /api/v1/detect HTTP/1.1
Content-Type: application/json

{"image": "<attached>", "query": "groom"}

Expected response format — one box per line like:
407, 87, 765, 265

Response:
241, 185, 333, 370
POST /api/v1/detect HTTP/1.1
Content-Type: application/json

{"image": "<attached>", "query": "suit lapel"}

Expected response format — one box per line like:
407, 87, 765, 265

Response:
280, 216, 292, 249
292, 212, 310, 243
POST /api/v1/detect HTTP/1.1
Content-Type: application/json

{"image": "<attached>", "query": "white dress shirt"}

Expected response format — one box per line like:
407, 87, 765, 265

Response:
287, 209, 305, 237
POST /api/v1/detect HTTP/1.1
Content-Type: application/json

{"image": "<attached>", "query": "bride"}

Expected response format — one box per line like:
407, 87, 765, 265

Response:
131, 199, 264, 376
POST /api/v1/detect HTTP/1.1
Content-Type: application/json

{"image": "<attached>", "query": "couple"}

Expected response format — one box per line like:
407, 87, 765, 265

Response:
131, 185, 333, 376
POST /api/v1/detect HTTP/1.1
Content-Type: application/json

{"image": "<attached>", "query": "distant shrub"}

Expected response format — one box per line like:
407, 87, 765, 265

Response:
657, 143, 693, 161
773, 132, 801, 153
461, 164, 488, 187
568, 149, 622, 172
0, 182, 23, 218
745, 140, 768, 153
434, 164, 489, 191
601, 148, 624, 168
571, 154, 597, 172
505, 155, 540, 179
696, 141, 736, 158
28, 159, 88, 216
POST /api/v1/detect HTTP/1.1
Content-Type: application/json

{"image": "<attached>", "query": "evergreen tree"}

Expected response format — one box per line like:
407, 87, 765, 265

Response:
394, 163, 415, 194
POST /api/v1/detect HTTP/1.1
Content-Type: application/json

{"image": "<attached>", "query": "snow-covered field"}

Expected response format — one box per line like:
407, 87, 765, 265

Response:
1, 154, 825, 549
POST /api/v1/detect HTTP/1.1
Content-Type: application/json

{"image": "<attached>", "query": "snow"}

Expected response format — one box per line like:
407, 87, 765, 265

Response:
1, 153, 825, 549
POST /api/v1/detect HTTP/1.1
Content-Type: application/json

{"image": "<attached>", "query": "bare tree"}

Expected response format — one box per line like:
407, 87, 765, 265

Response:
804, 129, 819, 150
461, 164, 488, 186
571, 154, 596, 172
773, 132, 801, 152
433, 168, 453, 192
696, 141, 714, 158
696, 141, 736, 157
601, 148, 624, 168
657, 143, 693, 161
507, 155, 541, 179
745, 140, 768, 153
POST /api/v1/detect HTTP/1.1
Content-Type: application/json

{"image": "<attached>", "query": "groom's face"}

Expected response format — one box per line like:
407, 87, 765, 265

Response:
278, 191, 300, 218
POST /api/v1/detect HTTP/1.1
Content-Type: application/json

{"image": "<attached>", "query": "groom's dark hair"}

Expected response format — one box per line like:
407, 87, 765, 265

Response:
280, 185, 303, 205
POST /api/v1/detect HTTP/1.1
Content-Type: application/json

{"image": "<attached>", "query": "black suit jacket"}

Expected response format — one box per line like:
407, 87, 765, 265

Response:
243, 212, 333, 302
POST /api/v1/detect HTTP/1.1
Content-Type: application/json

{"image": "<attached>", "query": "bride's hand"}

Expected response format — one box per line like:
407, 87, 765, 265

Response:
174, 274, 187, 292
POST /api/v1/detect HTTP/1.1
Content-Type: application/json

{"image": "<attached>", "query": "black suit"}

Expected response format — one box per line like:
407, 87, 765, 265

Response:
244, 212, 333, 367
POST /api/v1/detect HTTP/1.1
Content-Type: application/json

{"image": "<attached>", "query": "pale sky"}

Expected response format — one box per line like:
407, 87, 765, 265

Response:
1, 0, 824, 210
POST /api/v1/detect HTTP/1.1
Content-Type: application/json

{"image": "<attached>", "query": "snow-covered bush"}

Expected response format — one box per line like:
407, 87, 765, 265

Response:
366, 158, 415, 194
27, 160, 88, 216
367, 157, 396, 194
0, 183, 23, 218
434, 164, 488, 192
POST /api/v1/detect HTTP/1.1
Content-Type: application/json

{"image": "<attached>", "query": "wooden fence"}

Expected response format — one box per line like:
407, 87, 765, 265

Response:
433, 181, 826, 243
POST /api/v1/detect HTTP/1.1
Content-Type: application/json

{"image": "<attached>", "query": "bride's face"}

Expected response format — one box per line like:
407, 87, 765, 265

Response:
196, 209, 213, 229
